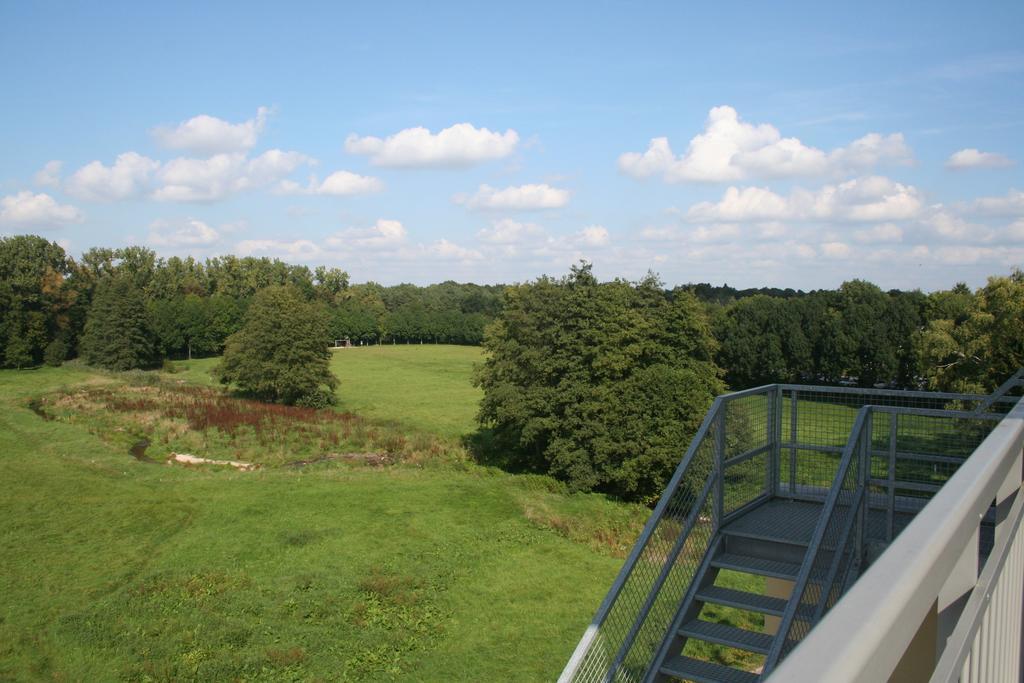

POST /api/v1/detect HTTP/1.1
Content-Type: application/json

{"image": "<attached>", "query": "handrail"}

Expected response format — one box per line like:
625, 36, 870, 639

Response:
777, 383, 1019, 405
931, 479, 1024, 681
765, 396, 1024, 682
560, 385, 777, 682
762, 405, 870, 673
557, 396, 724, 682
561, 378, 1022, 683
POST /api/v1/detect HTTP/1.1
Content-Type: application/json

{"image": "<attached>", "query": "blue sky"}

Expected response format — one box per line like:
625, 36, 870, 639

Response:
1, 1, 1022, 290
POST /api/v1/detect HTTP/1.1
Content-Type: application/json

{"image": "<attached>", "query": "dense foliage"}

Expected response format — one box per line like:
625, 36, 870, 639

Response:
2, 231, 1021, 410
916, 271, 1024, 393
476, 264, 724, 501
79, 277, 157, 370
216, 286, 338, 406
0, 236, 504, 371
0, 235, 77, 368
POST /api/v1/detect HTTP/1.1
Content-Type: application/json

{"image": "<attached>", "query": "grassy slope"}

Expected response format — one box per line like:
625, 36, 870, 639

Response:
0, 363, 622, 681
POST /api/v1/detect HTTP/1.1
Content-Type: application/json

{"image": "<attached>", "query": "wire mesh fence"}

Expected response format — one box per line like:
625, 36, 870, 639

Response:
561, 387, 777, 683
561, 378, 1021, 683
766, 409, 868, 672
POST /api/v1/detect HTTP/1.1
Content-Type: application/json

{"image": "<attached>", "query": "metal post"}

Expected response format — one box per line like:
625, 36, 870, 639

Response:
769, 386, 781, 497
789, 389, 799, 497
714, 402, 726, 530
857, 411, 871, 562
887, 412, 898, 542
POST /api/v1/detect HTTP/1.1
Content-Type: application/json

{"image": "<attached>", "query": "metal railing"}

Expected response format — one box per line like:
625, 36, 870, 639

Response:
561, 379, 1021, 683
763, 402, 1006, 674
558, 385, 775, 682
763, 406, 870, 673
765, 394, 1024, 682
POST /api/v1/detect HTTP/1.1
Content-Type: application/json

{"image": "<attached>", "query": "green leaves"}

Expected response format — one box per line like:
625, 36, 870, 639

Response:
80, 277, 157, 371
476, 265, 723, 501
916, 270, 1024, 392
216, 286, 338, 405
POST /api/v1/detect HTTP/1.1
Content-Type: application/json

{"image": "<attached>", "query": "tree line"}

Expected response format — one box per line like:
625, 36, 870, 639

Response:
473, 266, 1023, 501
0, 235, 503, 369
3, 233, 1021, 500
706, 276, 1023, 394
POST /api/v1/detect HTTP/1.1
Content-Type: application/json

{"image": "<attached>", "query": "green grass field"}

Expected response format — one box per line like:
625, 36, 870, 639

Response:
8, 348, 922, 680
179, 345, 483, 441
0, 355, 644, 682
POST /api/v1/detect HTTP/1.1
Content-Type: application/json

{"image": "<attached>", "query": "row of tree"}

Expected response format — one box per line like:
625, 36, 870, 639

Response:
0, 235, 503, 368
709, 276, 1023, 394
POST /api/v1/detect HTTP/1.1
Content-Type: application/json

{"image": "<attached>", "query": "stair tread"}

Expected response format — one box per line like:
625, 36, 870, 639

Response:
660, 654, 760, 683
712, 552, 801, 579
695, 585, 788, 616
678, 619, 773, 654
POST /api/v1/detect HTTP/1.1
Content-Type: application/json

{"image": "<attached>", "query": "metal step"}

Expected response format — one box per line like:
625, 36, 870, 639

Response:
711, 552, 801, 580
695, 585, 788, 616
660, 654, 759, 683
678, 619, 773, 654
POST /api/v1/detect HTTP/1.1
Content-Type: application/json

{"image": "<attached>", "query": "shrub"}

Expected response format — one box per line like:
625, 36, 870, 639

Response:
43, 339, 68, 367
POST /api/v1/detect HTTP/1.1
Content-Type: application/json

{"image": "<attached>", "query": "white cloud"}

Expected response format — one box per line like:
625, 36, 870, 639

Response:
970, 189, 1024, 216
619, 106, 911, 183
640, 226, 682, 241
0, 191, 83, 228
691, 224, 741, 243
1007, 219, 1024, 242
325, 219, 408, 250
921, 208, 993, 242
278, 170, 383, 196
821, 241, 851, 258
147, 218, 221, 247
154, 150, 312, 202
477, 218, 545, 244
33, 160, 62, 188
853, 223, 903, 243
426, 239, 484, 261
66, 152, 160, 201
945, 148, 1014, 170
153, 107, 269, 155
345, 123, 518, 168
235, 238, 322, 259
457, 183, 570, 210
686, 176, 921, 223
828, 133, 914, 171
792, 242, 817, 259
577, 225, 609, 247
687, 186, 789, 222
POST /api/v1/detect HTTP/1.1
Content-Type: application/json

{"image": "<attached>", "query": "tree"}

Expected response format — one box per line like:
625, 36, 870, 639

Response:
79, 277, 157, 370
475, 264, 723, 501
917, 271, 1024, 392
0, 235, 76, 367
714, 295, 810, 388
216, 286, 338, 405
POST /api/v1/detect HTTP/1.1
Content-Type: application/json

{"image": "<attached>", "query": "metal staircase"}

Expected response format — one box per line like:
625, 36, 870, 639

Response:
560, 373, 1024, 683
654, 501, 814, 683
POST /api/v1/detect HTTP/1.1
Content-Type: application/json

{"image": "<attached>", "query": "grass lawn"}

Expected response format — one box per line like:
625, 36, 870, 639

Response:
178, 345, 483, 441
0, 361, 638, 681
